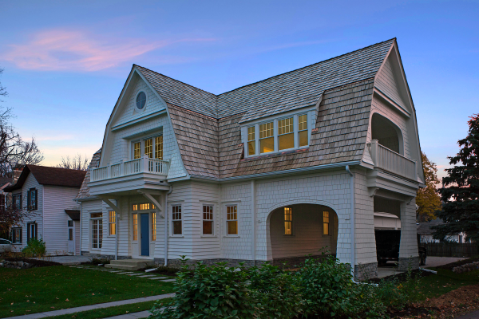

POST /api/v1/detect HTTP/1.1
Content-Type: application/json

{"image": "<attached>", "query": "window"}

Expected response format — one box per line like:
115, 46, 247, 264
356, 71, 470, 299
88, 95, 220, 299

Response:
132, 203, 155, 211
136, 91, 146, 109
203, 205, 214, 235
27, 223, 37, 242
27, 188, 38, 210
132, 213, 138, 241
259, 122, 274, 154
144, 139, 153, 158
131, 136, 164, 160
226, 205, 238, 235
68, 220, 73, 227
155, 136, 163, 160
69, 228, 73, 241
323, 211, 330, 236
0, 194, 5, 211
13, 193, 22, 210
91, 213, 103, 249
152, 212, 157, 241
11, 227, 21, 244
247, 127, 256, 155
133, 142, 141, 159
172, 205, 182, 235
109, 211, 116, 236
284, 207, 292, 235
298, 114, 308, 147
278, 117, 294, 150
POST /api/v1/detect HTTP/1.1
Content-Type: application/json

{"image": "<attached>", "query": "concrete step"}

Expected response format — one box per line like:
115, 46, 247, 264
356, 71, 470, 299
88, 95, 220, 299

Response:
106, 259, 155, 271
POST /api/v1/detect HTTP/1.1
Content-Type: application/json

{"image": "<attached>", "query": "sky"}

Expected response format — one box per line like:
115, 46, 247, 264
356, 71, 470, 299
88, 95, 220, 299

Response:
0, 0, 477, 180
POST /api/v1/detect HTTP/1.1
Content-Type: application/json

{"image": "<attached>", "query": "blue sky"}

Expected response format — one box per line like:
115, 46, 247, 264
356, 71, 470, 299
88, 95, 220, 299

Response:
0, 0, 477, 179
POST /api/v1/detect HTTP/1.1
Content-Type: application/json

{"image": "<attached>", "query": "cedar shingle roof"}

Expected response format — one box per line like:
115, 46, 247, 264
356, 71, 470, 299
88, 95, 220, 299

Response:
5, 165, 86, 191
76, 149, 101, 200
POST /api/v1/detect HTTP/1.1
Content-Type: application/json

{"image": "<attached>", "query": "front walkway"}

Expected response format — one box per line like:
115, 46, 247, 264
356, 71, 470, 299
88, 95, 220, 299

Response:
8, 294, 174, 319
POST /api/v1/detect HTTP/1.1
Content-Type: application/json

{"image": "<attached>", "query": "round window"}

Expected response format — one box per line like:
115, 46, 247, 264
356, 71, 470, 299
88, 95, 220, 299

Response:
136, 92, 146, 110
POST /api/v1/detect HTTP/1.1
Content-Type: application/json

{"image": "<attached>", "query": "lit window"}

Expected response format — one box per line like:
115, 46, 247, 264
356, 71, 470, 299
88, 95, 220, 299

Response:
278, 117, 294, 150
155, 136, 163, 160
203, 205, 214, 235
133, 203, 155, 211
132, 213, 138, 241
152, 213, 157, 241
226, 205, 238, 235
284, 207, 292, 235
248, 127, 256, 155
298, 114, 308, 147
260, 122, 274, 154
145, 139, 153, 158
134, 142, 141, 159
109, 211, 116, 236
172, 205, 182, 235
323, 211, 330, 235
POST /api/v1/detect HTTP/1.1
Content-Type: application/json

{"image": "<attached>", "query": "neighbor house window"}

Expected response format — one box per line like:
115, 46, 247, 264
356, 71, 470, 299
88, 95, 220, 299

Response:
27, 188, 38, 210
226, 205, 238, 235
172, 205, 182, 235
203, 205, 214, 235
0, 194, 5, 211
298, 114, 308, 147
259, 122, 274, 154
12, 194, 22, 210
284, 207, 292, 235
91, 213, 103, 249
323, 211, 330, 236
11, 227, 22, 244
133, 142, 141, 159
109, 211, 116, 236
132, 213, 138, 241
278, 117, 294, 150
152, 212, 157, 241
247, 126, 256, 155
27, 222, 37, 242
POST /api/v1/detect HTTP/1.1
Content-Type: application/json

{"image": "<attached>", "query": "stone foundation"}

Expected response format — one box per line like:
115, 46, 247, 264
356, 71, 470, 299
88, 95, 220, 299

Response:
398, 257, 419, 271
354, 262, 378, 280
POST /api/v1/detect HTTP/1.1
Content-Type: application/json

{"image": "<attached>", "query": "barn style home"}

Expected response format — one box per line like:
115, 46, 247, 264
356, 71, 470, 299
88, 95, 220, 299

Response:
5, 166, 86, 255
77, 38, 424, 278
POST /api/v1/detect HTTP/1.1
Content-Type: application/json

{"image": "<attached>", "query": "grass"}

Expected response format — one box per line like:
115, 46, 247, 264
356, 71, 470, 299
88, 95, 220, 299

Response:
417, 268, 479, 299
43, 298, 172, 319
0, 266, 175, 318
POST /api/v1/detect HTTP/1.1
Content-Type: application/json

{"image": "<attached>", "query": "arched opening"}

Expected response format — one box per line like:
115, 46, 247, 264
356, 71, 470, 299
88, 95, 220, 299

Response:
374, 196, 402, 267
371, 113, 404, 155
268, 204, 339, 266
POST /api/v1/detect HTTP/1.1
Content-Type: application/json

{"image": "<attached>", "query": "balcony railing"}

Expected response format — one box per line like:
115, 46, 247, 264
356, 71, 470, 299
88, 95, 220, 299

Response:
368, 140, 417, 181
90, 156, 169, 182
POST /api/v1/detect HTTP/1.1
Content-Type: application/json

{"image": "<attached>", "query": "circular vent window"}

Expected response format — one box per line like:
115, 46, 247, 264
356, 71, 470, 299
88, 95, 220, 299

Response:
136, 92, 146, 109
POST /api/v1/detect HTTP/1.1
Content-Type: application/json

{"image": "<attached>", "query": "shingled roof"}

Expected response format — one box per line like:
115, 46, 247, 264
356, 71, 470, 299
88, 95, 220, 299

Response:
76, 149, 101, 200
132, 39, 396, 180
5, 165, 87, 191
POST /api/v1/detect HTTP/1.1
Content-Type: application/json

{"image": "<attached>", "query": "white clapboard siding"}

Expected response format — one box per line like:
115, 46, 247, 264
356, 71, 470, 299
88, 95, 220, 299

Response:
375, 51, 409, 110
43, 186, 80, 254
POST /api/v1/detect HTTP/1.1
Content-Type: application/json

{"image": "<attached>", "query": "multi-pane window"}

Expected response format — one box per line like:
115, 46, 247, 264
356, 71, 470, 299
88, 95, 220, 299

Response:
172, 205, 182, 235
11, 227, 22, 244
132, 213, 138, 241
203, 205, 214, 235
152, 212, 157, 241
278, 117, 294, 150
13, 194, 22, 210
259, 122, 274, 154
91, 213, 103, 249
109, 211, 116, 236
133, 203, 155, 211
284, 207, 292, 235
27, 188, 37, 210
248, 127, 256, 155
298, 114, 308, 147
155, 136, 163, 160
226, 205, 238, 235
134, 142, 141, 159
144, 139, 153, 158
323, 211, 330, 236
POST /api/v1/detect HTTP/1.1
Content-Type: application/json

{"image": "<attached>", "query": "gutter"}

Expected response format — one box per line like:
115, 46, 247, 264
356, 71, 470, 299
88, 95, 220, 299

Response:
164, 185, 173, 266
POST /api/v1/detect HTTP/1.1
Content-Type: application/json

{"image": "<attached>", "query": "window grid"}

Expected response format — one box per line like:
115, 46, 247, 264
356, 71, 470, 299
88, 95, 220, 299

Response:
226, 205, 238, 235
278, 117, 294, 135
152, 213, 157, 241
91, 213, 102, 249
144, 139, 153, 158
155, 136, 163, 160
323, 211, 330, 235
134, 142, 141, 159
299, 114, 308, 147
203, 205, 214, 235
132, 213, 138, 241
248, 126, 256, 155
284, 207, 292, 235
172, 205, 182, 235
109, 211, 116, 236
259, 122, 274, 138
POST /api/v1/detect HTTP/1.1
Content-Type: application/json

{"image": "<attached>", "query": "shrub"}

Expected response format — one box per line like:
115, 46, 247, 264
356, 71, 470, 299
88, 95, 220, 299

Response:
22, 238, 46, 258
90, 257, 111, 265
375, 267, 422, 310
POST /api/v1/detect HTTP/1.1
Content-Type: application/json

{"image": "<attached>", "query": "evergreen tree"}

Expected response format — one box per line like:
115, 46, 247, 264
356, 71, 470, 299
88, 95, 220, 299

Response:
433, 114, 479, 242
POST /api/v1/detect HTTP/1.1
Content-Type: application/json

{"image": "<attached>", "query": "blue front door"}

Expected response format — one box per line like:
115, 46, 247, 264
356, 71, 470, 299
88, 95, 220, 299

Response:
140, 214, 150, 256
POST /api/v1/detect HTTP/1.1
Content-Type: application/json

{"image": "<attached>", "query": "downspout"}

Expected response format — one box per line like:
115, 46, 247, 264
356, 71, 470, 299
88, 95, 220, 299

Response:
164, 185, 173, 266
345, 166, 355, 278
251, 180, 256, 264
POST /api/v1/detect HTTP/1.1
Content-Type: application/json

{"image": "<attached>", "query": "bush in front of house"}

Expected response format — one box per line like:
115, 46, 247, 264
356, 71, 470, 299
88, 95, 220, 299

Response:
90, 257, 111, 265
21, 238, 46, 258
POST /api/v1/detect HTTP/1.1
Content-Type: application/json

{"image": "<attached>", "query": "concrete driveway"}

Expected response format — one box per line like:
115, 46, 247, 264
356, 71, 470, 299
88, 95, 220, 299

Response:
424, 256, 467, 268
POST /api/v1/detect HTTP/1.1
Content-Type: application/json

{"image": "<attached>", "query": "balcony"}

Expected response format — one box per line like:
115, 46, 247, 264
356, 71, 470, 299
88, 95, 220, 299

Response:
88, 156, 170, 196
368, 139, 417, 181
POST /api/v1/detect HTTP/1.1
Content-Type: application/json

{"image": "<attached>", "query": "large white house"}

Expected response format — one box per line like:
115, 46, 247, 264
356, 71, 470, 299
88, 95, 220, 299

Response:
76, 38, 425, 278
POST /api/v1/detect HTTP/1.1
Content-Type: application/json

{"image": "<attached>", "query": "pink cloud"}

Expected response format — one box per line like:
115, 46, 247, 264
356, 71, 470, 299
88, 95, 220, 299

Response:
1, 30, 215, 72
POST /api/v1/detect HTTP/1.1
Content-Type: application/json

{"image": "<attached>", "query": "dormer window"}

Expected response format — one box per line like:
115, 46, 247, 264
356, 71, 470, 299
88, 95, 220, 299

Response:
131, 135, 163, 160
245, 111, 311, 157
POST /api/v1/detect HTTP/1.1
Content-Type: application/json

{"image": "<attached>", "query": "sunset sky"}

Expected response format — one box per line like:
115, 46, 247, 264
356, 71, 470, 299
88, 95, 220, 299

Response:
0, 0, 477, 179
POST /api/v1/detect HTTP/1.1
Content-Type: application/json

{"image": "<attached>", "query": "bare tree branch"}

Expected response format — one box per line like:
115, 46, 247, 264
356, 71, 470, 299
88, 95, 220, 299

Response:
57, 154, 90, 171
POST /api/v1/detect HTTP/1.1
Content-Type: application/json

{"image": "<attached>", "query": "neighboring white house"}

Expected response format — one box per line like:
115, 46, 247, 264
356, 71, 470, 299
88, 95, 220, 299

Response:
77, 38, 425, 279
417, 219, 468, 243
5, 165, 86, 255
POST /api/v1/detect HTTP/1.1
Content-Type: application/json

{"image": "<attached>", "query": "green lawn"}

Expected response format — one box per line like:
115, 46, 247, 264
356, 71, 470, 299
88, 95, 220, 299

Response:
417, 268, 479, 300
0, 266, 175, 318
43, 299, 172, 319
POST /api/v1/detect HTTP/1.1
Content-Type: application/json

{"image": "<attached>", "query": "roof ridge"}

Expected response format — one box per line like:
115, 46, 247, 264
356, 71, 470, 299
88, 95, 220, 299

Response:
217, 38, 395, 97
27, 164, 87, 173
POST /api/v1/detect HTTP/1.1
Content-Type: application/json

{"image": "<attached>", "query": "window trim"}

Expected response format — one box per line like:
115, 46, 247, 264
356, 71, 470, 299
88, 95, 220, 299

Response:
225, 204, 239, 237
130, 134, 164, 160
201, 204, 215, 237
170, 204, 183, 237
90, 212, 103, 250
27, 188, 38, 211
